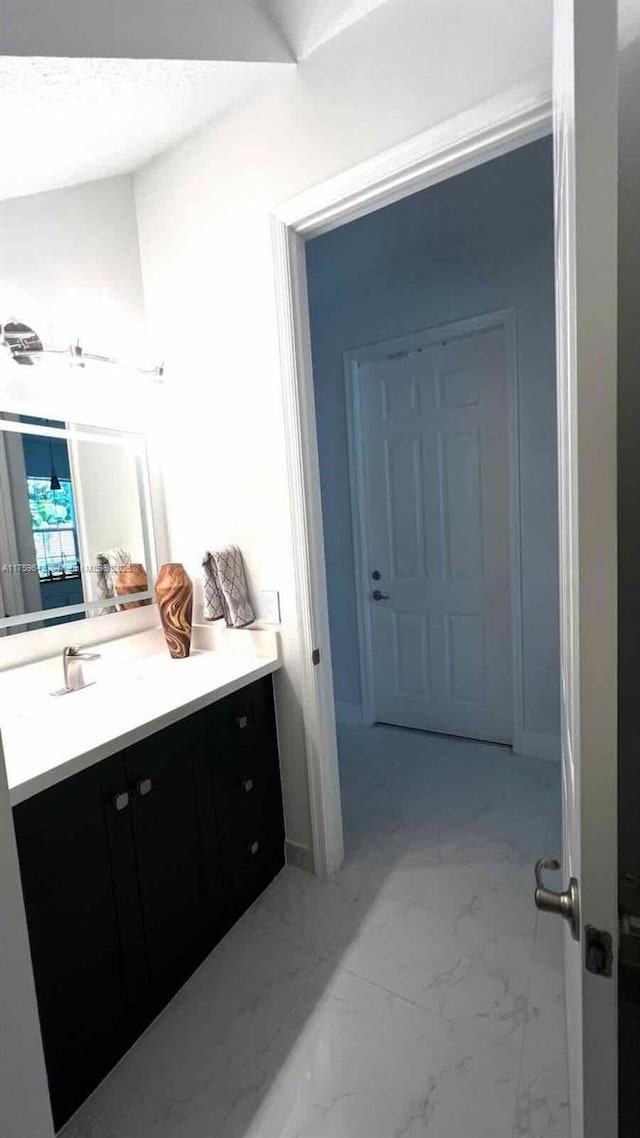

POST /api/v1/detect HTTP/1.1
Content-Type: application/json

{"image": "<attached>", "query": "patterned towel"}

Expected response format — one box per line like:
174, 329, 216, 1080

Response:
202, 545, 255, 628
95, 547, 131, 613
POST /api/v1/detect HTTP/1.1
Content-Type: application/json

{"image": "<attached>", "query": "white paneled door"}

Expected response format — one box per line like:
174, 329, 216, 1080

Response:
353, 316, 513, 743
552, 1, 618, 1136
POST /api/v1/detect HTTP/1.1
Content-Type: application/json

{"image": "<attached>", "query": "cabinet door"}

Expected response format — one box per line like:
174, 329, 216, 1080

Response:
124, 715, 220, 1004
12, 753, 146, 1130
204, 678, 285, 916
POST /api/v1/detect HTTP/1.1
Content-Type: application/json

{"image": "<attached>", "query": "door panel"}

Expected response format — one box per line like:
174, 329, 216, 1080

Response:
552, 1, 618, 1134
446, 611, 487, 703
439, 428, 483, 579
358, 319, 512, 742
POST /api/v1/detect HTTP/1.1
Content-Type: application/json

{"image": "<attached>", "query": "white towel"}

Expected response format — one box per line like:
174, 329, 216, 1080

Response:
202, 545, 254, 628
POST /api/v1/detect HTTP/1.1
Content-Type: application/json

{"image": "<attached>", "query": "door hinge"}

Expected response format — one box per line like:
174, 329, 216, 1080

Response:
312, 648, 320, 666
585, 925, 613, 977
619, 873, 640, 970
620, 912, 640, 970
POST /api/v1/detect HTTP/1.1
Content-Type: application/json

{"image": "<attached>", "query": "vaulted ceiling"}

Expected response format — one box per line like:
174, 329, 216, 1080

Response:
2, 0, 639, 203
0, 57, 291, 200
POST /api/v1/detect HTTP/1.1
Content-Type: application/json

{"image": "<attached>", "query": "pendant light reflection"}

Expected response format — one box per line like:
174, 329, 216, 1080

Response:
48, 428, 61, 491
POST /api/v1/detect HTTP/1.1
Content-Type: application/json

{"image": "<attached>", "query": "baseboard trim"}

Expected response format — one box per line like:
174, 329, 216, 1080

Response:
513, 729, 561, 762
285, 839, 314, 873
335, 701, 363, 725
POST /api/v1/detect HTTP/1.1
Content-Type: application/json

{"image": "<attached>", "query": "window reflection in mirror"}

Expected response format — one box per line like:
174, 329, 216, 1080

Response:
0, 414, 155, 635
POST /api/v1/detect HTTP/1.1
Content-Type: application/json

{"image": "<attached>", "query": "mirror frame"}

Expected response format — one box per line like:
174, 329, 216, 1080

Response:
0, 414, 165, 637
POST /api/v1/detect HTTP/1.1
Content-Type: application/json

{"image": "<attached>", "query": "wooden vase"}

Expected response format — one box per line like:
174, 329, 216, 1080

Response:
155, 563, 193, 659
114, 563, 151, 608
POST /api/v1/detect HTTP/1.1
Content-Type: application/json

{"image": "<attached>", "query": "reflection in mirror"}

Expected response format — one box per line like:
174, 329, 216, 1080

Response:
0, 414, 156, 635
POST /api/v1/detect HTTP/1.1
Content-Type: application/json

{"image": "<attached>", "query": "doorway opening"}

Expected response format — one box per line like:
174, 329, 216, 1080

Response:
275, 124, 569, 1129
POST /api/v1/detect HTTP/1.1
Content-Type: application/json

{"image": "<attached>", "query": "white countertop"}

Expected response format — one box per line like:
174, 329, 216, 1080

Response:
0, 625, 280, 806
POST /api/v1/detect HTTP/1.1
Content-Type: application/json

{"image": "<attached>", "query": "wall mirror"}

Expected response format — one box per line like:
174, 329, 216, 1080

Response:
0, 413, 156, 635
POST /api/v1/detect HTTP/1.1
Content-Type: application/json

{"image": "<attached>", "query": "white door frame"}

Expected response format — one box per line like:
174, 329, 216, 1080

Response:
344, 309, 525, 749
271, 92, 552, 878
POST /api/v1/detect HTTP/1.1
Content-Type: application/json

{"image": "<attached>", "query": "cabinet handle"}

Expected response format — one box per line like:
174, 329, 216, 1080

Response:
241, 778, 254, 793
236, 715, 249, 729
113, 791, 130, 812
137, 778, 152, 797
249, 840, 260, 856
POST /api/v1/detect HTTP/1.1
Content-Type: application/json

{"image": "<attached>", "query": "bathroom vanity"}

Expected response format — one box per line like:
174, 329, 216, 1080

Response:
4, 635, 284, 1130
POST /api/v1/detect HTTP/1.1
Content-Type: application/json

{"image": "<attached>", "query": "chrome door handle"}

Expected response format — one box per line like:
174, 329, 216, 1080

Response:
372, 590, 390, 601
534, 857, 580, 940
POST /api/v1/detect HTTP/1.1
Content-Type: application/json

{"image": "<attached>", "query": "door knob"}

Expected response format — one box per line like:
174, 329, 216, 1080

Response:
534, 857, 580, 940
372, 589, 390, 601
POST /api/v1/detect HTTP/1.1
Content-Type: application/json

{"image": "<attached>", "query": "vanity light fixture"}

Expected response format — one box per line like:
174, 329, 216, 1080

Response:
0, 320, 43, 364
1, 319, 164, 378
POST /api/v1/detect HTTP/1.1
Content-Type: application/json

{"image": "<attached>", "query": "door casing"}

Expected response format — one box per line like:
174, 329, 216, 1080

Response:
271, 91, 553, 878
345, 308, 527, 750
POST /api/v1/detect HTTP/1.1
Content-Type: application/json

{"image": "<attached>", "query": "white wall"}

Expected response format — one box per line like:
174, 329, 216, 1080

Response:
307, 138, 559, 748
134, 0, 552, 856
0, 174, 147, 364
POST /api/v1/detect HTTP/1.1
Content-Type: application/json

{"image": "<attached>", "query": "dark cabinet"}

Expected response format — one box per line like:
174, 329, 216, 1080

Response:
124, 715, 222, 1008
12, 753, 147, 1129
13, 677, 284, 1131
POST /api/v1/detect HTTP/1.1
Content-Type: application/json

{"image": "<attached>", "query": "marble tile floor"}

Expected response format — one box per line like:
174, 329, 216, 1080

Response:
61, 724, 569, 1138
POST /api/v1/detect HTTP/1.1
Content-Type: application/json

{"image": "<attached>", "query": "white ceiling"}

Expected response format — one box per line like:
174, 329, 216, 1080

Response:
260, 0, 390, 59
0, 57, 291, 201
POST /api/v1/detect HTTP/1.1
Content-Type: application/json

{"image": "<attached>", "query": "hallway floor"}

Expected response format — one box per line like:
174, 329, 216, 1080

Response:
62, 725, 569, 1138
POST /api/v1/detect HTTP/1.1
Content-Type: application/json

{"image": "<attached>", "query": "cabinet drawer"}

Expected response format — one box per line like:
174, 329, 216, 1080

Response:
206, 678, 275, 749
211, 753, 278, 839
220, 821, 284, 912
204, 678, 283, 842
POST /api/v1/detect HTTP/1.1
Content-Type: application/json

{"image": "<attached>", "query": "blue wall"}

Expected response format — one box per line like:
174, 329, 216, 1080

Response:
21, 433, 71, 481
306, 137, 560, 742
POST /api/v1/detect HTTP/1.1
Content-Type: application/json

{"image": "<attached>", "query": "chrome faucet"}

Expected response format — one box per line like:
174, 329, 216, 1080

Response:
51, 646, 101, 696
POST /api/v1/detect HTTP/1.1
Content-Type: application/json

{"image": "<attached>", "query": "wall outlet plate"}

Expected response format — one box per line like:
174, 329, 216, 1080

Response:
257, 589, 281, 624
